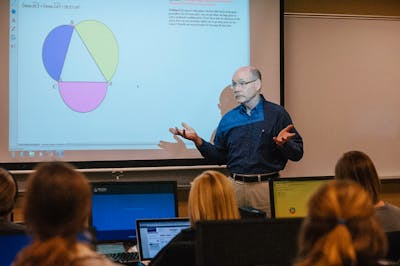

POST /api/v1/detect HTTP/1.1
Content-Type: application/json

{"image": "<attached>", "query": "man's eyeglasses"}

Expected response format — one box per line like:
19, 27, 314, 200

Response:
231, 78, 258, 89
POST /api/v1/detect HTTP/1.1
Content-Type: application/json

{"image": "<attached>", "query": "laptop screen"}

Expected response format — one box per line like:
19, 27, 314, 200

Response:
136, 218, 190, 261
270, 177, 333, 218
90, 181, 178, 242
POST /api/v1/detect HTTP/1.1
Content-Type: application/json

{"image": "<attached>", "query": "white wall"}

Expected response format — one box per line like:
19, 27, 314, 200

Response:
282, 14, 400, 178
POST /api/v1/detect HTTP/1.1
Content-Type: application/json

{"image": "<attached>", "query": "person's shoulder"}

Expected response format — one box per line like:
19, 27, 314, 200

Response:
0, 220, 26, 233
171, 227, 195, 242
262, 99, 292, 122
263, 99, 285, 112
222, 105, 241, 119
149, 228, 196, 266
180, 227, 195, 237
385, 202, 400, 210
375, 259, 400, 266
375, 203, 400, 232
356, 259, 400, 266
379, 202, 400, 213
218, 105, 242, 129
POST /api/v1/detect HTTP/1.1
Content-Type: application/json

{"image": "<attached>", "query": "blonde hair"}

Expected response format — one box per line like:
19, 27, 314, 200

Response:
188, 170, 239, 228
294, 180, 387, 266
14, 161, 91, 266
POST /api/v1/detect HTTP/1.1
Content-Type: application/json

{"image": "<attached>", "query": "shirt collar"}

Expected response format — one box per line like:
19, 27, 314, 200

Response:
239, 95, 264, 115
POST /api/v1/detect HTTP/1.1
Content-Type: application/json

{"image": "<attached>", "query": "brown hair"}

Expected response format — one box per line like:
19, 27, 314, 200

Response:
14, 161, 91, 266
188, 170, 240, 228
0, 168, 17, 216
335, 150, 381, 204
294, 180, 387, 266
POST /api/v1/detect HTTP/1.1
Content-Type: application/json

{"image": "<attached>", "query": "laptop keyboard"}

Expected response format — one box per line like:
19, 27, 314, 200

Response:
106, 252, 139, 264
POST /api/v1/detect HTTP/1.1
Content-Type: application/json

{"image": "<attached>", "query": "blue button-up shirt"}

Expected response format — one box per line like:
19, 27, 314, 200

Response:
198, 97, 303, 174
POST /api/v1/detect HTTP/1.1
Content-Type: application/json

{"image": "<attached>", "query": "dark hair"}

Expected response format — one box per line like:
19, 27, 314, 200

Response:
335, 150, 380, 204
0, 168, 18, 216
14, 161, 92, 266
294, 180, 387, 266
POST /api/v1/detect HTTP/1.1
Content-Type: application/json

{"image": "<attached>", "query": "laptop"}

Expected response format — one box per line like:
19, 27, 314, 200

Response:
0, 230, 31, 266
269, 176, 333, 218
90, 181, 178, 264
136, 217, 191, 261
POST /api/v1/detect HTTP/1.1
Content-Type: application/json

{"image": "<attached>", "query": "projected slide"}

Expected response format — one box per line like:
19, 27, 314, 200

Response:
8, 0, 250, 162
42, 20, 118, 112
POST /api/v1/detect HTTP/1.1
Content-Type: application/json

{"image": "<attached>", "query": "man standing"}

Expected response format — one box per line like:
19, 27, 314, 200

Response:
170, 66, 303, 216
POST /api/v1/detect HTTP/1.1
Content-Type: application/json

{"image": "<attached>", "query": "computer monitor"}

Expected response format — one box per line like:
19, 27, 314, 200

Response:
0, 230, 31, 266
196, 218, 303, 266
270, 177, 333, 218
90, 181, 178, 243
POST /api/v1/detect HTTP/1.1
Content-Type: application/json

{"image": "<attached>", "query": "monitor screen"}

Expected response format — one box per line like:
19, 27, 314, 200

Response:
196, 218, 302, 266
90, 181, 178, 242
1, 0, 283, 170
270, 177, 333, 218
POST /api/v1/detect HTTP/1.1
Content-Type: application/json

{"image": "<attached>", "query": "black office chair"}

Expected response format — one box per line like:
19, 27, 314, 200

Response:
149, 240, 195, 266
239, 206, 266, 219
386, 231, 400, 262
196, 218, 303, 266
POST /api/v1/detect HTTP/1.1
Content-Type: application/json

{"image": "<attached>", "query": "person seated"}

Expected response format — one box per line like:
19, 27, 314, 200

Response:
293, 180, 395, 266
335, 150, 400, 232
13, 161, 121, 266
0, 168, 25, 232
148, 170, 240, 266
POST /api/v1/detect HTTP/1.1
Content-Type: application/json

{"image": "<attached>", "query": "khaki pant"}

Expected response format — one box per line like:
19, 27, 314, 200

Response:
229, 177, 271, 217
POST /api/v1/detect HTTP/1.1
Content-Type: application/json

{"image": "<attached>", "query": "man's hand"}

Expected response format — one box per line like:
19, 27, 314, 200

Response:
169, 122, 203, 146
273, 124, 296, 146
158, 135, 187, 152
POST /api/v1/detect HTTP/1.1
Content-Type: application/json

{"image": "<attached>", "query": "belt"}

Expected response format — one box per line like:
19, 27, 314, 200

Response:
230, 172, 279, 183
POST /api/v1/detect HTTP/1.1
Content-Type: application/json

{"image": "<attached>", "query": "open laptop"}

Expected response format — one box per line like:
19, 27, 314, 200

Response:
269, 176, 333, 218
136, 217, 190, 261
90, 181, 178, 264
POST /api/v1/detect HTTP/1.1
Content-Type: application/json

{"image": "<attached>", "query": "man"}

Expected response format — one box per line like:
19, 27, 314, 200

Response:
170, 66, 303, 216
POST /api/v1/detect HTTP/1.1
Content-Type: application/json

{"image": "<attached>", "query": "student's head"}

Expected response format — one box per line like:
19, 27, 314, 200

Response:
23, 161, 91, 240
231, 66, 262, 105
294, 180, 387, 266
335, 150, 381, 204
188, 170, 239, 228
0, 168, 18, 218
14, 161, 92, 266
